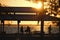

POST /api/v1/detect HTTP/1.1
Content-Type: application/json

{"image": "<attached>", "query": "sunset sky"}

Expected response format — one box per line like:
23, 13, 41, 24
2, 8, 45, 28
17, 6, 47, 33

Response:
0, 0, 43, 9
0, 0, 43, 25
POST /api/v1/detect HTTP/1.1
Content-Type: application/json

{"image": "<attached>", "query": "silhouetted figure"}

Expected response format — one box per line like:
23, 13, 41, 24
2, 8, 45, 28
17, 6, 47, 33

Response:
25, 26, 30, 34
57, 21, 60, 34
48, 25, 51, 35
1, 20, 6, 34
20, 26, 23, 34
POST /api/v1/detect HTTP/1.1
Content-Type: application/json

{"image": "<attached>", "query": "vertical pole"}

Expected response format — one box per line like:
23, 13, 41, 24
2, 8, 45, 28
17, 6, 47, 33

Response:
17, 20, 20, 40
17, 20, 20, 34
41, 0, 44, 39
3, 20, 4, 33
41, 18, 44, 40
1, 20, 4, 33
41, 19, 44, 34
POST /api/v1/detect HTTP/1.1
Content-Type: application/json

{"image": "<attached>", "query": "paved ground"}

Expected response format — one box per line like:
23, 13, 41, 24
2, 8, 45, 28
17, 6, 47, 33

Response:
0, 33, 60, 40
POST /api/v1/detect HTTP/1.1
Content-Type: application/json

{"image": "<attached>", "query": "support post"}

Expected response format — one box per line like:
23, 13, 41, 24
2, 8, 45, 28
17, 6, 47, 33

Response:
17, 20, 20, 34
41, 18, 44, 40
1, 20, 4, 33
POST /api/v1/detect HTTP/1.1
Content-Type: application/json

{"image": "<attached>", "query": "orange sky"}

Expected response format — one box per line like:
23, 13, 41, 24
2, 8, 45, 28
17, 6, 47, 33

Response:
0, 0, 43, 25
0, 0, 43, 9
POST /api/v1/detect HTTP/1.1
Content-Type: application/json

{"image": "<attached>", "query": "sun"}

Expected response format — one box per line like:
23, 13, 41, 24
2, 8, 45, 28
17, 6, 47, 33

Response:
37, 2, 42, 9
32, 2, 42, 9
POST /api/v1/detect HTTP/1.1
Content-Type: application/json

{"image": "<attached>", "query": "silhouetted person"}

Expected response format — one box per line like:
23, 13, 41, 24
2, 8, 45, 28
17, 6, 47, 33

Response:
48, 25, 51, 35
25, 26, 30, 34
57, 21, 60, 34
20, 26, 23, 34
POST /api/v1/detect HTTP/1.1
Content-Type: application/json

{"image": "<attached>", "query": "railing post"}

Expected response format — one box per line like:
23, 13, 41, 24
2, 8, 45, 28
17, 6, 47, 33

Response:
1, 20, 4, 33
41, 17, 44, 40
17, 20, 20, 34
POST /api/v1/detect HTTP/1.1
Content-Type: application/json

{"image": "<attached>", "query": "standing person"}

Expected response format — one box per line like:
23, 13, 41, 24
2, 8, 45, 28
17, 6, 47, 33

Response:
25, 26, 30, 34
48, 25, 51, 35
57, 21, 60, 34
20, 26, 23, 34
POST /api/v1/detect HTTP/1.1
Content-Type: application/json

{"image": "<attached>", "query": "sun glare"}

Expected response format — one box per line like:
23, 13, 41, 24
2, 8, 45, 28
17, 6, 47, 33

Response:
37, 2, 42, 9
32, 2, 42, 9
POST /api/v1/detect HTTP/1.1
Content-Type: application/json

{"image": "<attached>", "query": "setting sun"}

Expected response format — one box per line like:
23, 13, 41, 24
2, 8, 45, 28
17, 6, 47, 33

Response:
33, 2, 42, 9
